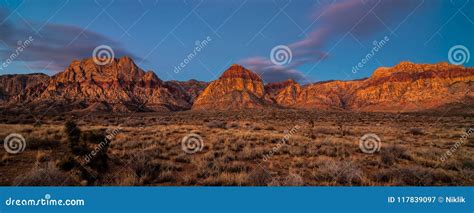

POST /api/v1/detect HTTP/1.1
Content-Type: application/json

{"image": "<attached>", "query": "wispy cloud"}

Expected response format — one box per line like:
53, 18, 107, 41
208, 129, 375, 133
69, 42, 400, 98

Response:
240, 0, 428, 83
0, 8, 137, 72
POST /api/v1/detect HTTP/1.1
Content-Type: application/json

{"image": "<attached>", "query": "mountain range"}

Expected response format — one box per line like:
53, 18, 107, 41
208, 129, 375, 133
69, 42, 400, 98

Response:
1, 57, 473, 113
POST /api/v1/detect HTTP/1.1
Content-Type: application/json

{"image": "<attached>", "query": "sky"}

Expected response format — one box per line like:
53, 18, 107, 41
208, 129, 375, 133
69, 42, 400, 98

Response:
0, 0, 473, 83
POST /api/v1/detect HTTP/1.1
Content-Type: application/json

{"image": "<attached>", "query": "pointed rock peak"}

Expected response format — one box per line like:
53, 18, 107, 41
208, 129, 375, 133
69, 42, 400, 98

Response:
284, 79, 297, 84
118, 56, 134, 64
396, 61, 416, 66
144, 70, 161, 81
219, 64, 262, 81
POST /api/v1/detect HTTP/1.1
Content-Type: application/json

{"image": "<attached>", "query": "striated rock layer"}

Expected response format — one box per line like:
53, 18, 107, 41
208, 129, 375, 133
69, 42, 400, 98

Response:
1, 60, 472, 113
280, 62, 474, 111
192, 64, 272, 110
1, 57, 206, 112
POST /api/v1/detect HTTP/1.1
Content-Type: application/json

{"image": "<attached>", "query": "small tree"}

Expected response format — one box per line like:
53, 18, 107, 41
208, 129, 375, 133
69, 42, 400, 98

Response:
59, 121, 110, 184
65, 121, 80, 149
64, 120, 89, 155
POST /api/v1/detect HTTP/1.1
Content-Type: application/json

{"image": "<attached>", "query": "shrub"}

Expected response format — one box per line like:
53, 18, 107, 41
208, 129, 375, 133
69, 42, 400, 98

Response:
227, 122, 239, 128
60, 121, 110, 183
174, 154, 191, 163
396, 166, 429, 186
81, 130, 107, 144
277, 173, 304, 186
129, 152, 157, 179
65, 120, 81, 145
246, 167, 272, 186
28, 138, 60, 150
409, 128, 425, 136
64, 120, 88, 155
14, 163, 74, 186
57, 157, 78, 171
314, 159, 363, 185
206, 120, 227, 129
380, 151, 395, 166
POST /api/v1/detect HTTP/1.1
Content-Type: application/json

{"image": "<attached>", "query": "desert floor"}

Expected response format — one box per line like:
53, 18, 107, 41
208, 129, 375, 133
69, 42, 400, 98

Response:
0, 109, 473, 186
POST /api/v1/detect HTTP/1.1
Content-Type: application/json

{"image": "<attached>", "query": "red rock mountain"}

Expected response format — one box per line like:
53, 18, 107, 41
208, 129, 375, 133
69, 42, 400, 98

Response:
0, 73, 49, 104
193, 62, 473, 112
281, 62, 474, 111
1, 59, 472, 112
192, 64, 272, 110
1, 57, 205, 112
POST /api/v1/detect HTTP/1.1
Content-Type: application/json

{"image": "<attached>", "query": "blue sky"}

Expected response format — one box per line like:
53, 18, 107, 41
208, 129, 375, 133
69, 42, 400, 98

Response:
0, 0, 473, 83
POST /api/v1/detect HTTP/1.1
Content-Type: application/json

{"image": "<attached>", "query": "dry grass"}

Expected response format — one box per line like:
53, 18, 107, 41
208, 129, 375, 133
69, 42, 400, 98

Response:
0, 109, 473, 186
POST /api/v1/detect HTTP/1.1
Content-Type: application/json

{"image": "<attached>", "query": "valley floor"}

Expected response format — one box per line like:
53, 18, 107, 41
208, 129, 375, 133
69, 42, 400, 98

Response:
0, 109, 473, 186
